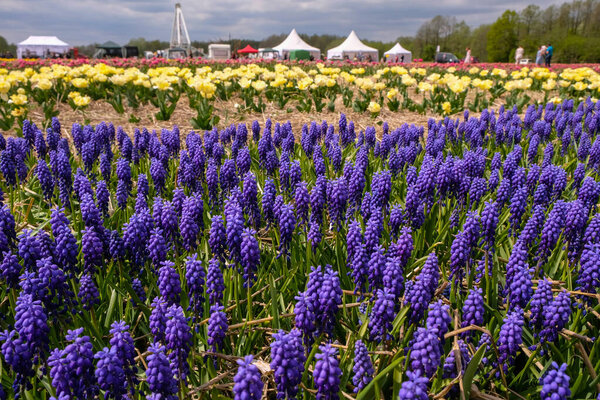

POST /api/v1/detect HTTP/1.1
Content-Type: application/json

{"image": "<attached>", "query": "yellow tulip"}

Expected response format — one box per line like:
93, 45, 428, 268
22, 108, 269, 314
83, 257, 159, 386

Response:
367, 101, 381, 113
442, 101, 452, 115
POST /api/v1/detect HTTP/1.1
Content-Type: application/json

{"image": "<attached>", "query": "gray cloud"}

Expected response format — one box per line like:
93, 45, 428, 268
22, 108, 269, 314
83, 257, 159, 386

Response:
1, 0, 565, 46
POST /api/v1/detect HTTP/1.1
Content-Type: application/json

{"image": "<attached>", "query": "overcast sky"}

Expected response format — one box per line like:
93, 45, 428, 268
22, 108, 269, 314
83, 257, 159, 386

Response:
2, 0, 565, 45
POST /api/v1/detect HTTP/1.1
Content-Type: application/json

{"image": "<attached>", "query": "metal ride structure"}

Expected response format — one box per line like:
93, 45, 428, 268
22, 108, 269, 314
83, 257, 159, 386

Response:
170, 3, 191, 56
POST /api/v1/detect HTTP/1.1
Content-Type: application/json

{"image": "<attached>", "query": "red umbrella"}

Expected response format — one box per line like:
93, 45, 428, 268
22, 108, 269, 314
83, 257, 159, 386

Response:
237, 45, 258, 54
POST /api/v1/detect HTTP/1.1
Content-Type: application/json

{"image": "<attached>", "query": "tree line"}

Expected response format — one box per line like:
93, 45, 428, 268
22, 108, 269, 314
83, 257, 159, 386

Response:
1, 0, 598, 62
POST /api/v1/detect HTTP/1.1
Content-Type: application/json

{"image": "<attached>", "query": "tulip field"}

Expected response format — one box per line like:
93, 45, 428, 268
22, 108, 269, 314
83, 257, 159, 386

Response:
0, 59, 599, 400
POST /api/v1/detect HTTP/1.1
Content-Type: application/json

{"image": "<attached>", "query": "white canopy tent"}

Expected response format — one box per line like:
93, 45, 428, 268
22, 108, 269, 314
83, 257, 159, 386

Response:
327, 31, 378, 61
273, 29, 320, 59
384, 43, 412, 63
17, 36, 70, 59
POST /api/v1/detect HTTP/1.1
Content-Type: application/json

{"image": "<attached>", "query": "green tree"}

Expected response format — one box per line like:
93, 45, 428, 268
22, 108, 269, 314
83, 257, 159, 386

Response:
487, 10, 519, 62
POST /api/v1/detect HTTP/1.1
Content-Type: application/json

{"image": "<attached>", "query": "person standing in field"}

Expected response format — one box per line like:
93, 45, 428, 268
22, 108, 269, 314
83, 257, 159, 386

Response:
536, 46, 544, 66
515, 46, 524, 64
464, 47, 471, 63
545, 44, 553, 67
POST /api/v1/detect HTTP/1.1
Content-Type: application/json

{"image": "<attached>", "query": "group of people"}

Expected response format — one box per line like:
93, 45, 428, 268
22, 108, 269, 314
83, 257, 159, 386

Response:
514, 45, 553, 67
536, 44, 553, 67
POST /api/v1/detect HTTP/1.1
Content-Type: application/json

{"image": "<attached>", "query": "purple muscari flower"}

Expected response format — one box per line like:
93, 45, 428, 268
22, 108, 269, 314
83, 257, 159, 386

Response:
226, 194, 244, 264
461, 287, 484, 334
426, 300, 451, 338
80, 192, 102, 228
383, 256, 404, 300
109, 321, 137, 389
18, 230, 42, 270
480, 201, 499, 252
394, 227, 413, 267
131, 277, 146, 304
529, 278, 553, 330
533, 183, 550, 209
497, 308, 524, 371
220, 158, 239, 194
348, 243, 368, 293
207, 304, 228, 352
81, 227, 103, 273
352, 340, 374, 393
290, 160, 302, 190
389, 205, 404, 237
150, 296, 168, 342
578, 176, 600, 207
398, 370, 429, 400
302, 265, 343, 338
367, 245, 386, 291
469, 177, 487, 207
123, 210, 153, 267
294, 182, 310, 227
262, 179, 277, 226
78, 273, 99, 310
496, 177, 511, 210
449, 230, 470, 282
36, 160, 54, 201
146, 343, 178, 400
293, 292, 317, 345
236, 146, 252, 178
408, 327, 442, 378
360, 192, 372, 222
538, 201, 569, 265
251, 121, 260, 142
488, 169, 500, 193
313, 344, 341, 400
207, 257, 224, 306
243, 173, 261, 229
509, 186, 528, 236
278, 204, 296, 257
165, 304, 192, 381
48, 328, 97, 400
372, 170, 392, 209
0, 143, 17, 187
518, 205, 546, 249
527, 134, 540, 164
578, 131, 591, 161
311, 176, 328, 224
13, 291, 49, 366
364, 206, 383, 252
116, 180, 129, 209
206, 160, 219, 209
577, 243, 600, 299
540, 362, 571, 400
405, 252, 440, 324
233, 355, 263, 400
241, 228, 260, 288
180, 196, 200, 251
94, 347, 127, 400
545, 292, 571, 345
99, 152, 112, 183
158, 261, 181, 305
369, 288, 396, 342
148, 227, 168, 268
185, 254, 205, 317
108, 230, 125, 262
0, 252, 21, 288
507, 261, 533, 309
270, 328, 305, 399
209, 215, 226, 261
572, 163, 585, 189
95, 180, 109, 217
308, 219, 323, 249
328, 178, 348, 228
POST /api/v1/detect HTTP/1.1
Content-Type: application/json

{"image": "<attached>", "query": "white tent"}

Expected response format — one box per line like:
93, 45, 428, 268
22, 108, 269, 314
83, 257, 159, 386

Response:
273, 29, 320, 59
384, 43, 412, 63
326, 31, 378, 61
17, 36, 70, 59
